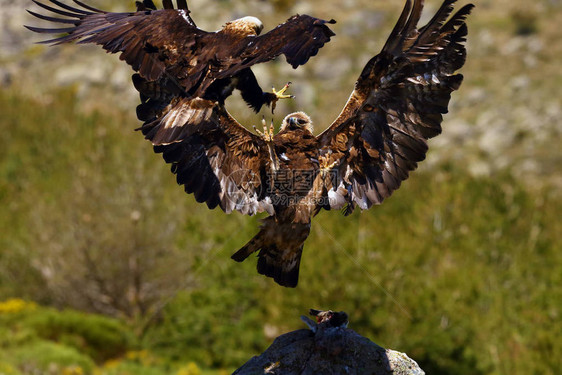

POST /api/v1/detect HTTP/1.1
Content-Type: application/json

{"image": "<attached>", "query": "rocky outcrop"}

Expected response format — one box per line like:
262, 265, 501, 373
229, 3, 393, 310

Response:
234, 310, 424, 375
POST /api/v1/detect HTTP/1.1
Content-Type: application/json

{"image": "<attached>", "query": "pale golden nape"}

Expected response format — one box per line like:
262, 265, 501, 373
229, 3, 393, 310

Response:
280, 112, 314, 134
223, 16, 264, 36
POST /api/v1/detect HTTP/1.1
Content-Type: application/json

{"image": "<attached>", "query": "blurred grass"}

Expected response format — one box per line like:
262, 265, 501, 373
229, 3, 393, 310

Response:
1, 85, 561, 373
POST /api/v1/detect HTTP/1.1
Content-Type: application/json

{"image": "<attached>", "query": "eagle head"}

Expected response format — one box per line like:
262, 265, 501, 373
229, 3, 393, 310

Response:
224, 16, 264, 36
280, 112, 314, 134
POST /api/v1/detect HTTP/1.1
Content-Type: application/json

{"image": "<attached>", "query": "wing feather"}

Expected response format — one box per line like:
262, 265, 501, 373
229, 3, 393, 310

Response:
27, 2, 334, 96
31, 0, 92, 17
318, 0, 473, 211
140, 98, 273, 215
215, 15, 336, 79
177, 0, 188, 10
26, 1, 206, 83
135, 1, 157, 11
382, 0, 412, 54
162, 0, 174, 10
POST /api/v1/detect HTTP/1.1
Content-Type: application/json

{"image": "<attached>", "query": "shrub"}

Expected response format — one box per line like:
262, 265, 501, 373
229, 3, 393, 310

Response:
10, 340, 94, 374
25, 308, 134, 362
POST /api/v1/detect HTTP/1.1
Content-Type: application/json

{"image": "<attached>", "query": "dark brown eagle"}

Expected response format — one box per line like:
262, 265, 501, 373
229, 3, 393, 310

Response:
28, 0, 473, 288
26, 0, 336, 114
133, 0, 474, 287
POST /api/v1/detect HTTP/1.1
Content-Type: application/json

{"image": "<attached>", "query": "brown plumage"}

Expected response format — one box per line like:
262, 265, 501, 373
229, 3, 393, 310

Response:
136, 0, 474, 287
28, 0, 473, 287
25, 0, 336, 113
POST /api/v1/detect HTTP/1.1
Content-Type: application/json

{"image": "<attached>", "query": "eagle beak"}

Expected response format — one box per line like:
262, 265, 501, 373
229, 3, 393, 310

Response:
289, 117, 307, 128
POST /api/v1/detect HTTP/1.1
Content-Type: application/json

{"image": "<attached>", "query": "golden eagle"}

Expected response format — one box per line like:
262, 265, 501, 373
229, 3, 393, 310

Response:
28, 0, 473, 288
136, 0, 474, 287
25, 0, 336, 113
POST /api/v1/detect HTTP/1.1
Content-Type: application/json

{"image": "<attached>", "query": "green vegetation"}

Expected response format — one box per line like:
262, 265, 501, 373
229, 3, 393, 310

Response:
0, 299, 226, 374
0, 87, 560, 374
2, 0, 562, 373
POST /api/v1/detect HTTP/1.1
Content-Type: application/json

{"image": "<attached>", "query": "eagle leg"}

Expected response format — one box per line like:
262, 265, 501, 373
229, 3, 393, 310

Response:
270, 82, 294, 113
253, 117, 275, 143
320, 159, 339, 178
254, 118, 279, 189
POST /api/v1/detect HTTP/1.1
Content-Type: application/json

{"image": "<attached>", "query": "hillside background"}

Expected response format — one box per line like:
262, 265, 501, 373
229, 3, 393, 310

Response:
1, 0, 561, 374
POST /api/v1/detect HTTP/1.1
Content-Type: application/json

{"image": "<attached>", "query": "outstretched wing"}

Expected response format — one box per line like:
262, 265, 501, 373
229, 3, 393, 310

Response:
26, 0, 206, 81
26, 0, 206, 83
215, 15, 336, 79
138, 97, 274, 216
26, 1, 335, 94
317, 0, 473, 212
254, 15, 336, 68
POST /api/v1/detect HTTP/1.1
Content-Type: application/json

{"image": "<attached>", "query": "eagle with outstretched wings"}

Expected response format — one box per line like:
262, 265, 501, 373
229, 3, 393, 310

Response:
26, 0, 336, 113
27, 0, 473, 288
136, 0, 474, 287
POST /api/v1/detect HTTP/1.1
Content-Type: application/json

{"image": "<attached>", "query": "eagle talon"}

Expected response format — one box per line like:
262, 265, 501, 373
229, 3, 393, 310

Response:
254, 117, 275, 142
320, 160, 338, 177
270, 82, 294, 113
319, 155, 338, 177
273, 82, 293, 98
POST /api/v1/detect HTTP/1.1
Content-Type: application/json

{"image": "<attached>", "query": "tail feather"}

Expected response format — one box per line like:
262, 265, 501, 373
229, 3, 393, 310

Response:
231, 233, 263, 262
256, 245, 303, 288
231, 217, 310, 288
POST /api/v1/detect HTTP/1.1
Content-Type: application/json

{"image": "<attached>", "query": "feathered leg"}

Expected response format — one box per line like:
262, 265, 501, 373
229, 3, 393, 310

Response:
236, 69, 293, 113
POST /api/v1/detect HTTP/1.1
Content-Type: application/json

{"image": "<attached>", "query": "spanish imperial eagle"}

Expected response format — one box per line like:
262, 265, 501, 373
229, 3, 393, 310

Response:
26, 0, 336, 114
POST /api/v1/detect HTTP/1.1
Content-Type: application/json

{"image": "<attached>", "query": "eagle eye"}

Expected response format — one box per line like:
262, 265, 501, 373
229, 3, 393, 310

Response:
297, 118, 307, 125
363, 104, 375, 112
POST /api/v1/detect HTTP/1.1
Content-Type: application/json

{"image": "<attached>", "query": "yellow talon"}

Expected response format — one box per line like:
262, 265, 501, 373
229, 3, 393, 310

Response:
270, 82, 294, 113
254, 117, 275, 142
272, 82, 293, 99
319, 156, 338, 178
255, 117, 280, 186
269, 118, 275, 139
